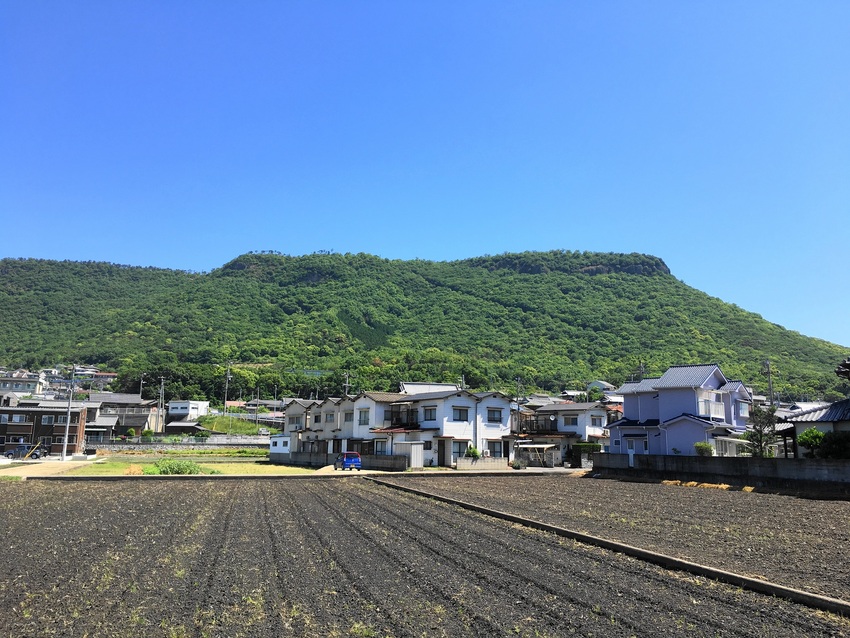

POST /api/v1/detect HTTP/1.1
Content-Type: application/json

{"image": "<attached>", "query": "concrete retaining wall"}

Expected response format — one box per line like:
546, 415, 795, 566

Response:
593, 453, 850, 494
287, 451, 408, 471
456, 457, 510, 471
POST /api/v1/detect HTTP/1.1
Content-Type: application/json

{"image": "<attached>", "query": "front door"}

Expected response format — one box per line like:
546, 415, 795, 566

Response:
437, 440, 447, 466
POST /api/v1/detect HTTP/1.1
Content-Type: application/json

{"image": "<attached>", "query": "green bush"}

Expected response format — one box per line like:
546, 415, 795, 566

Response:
464, 446, 481, 459
694, 441, 714, 457
818, 431, 850, 459
126, 428, 136, 437
797, 427, 825, 457
150, 459, 202, 475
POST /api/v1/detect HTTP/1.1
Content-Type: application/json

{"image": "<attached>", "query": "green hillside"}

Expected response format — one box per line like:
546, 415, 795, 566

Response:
0, 251, 846, 402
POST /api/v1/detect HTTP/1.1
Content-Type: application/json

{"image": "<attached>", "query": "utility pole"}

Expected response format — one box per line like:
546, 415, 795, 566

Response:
159, 377, 165, 433
139, 373, 145, 398
255, 386, 260, 429
223, 362, 232, 435
762, 360, 775, 406
61, 365, 76, 461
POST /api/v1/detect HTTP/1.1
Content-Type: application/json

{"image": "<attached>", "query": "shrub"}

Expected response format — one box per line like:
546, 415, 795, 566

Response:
818, 431, 850, 459
126, 428, 136, 437
570, 442, 602, 467
464, 446, 481, 459
694, 442, 714, 457
150, 459, 202, 475
797, 427, 825, 457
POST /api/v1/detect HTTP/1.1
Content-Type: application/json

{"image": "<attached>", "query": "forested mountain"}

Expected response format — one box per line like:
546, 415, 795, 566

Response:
0, 251, 846, 402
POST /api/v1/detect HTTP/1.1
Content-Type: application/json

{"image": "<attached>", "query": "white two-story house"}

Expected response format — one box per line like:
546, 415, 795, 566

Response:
522, 401, 612, 462
608, 364, 751, 457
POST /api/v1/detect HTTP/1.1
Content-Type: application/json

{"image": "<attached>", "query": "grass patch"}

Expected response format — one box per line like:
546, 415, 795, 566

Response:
0, 475, 23, 481
66, 459, 315, 477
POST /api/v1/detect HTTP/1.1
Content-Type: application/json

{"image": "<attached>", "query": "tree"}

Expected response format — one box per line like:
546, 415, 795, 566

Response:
797, 427, 825, 458
747, 404, 777, 458
818, 431, 850, 459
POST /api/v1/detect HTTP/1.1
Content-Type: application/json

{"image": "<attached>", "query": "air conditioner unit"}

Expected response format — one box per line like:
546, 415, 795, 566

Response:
482, 449, 491, 457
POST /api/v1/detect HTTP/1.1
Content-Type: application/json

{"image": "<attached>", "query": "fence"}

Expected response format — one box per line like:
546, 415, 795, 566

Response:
593, 453, 850, 493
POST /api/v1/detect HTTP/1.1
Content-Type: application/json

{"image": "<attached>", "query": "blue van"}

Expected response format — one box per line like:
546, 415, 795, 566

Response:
334, 451, 362, 471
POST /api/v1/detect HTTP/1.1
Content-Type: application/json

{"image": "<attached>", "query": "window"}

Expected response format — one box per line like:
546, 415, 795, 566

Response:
55, 436, 77, 444
486, 440, 503, 458
344, 411, 354, 423
564, 416, 578, 426
486, 408, 502, 423
42, 415, 55, 425
452, 441, 468, 457
591, 416, 604, 428
423, 407, 436, 421
272, 440, 278, 447
738, 402, 750, 418
289, 415, 302, 427
422, 441, 432, 451
57, 416, 68, 424
11, 414, 26, 423
613, 439, 620, 446
627, 439, 634, 451
452, 407, 469, 422
0, 414, 7, 423
0, 436, 5, 445
324, 413, 335, 424
375, 439, 387, 455
358, 409, 370, 426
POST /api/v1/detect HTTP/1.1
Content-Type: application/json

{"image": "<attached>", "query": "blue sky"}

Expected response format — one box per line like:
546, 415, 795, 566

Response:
2, 2, 849, 347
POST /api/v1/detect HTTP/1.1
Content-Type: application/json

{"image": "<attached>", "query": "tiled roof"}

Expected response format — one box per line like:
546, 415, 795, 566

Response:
615, 378, 661, 394
652, 364, 725, 389
534, 402, 604, 413
89, 393, 156, 406
361, 392, 408, 403
398, 390, 465, 402
782, 398, 850, 423
608, 418, 660, 428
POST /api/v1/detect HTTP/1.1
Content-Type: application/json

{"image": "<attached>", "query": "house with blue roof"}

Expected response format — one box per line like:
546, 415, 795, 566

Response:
608, 364, 752, 457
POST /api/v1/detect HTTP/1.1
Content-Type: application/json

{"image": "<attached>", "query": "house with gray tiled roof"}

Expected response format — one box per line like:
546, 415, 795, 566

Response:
286, 383, 514, 467
778, 398, 850, 457
608, 364, 752, 457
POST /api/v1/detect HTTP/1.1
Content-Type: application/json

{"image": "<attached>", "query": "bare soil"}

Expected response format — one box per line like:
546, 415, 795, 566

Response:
379, 474, 850, 602
0, 478, 847, 637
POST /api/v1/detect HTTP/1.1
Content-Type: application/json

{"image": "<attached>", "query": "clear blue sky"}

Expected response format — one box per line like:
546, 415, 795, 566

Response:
2, 2, 849, 347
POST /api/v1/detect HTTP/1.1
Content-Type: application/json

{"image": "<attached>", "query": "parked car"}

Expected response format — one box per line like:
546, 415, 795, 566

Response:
4, 444, 45, 460
334, 451, 362, 471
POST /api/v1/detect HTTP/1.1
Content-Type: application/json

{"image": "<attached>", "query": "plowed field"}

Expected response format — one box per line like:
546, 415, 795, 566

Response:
378, 474, 850, 602
0, 478, 847, 637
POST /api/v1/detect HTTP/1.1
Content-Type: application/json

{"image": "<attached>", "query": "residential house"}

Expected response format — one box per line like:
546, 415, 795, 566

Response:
369, 388, 514, 467
89, 392, 160, 434
280, 383, 515, 468
0, 400, 91, 455
168, 400, 211, 421
519, 401, 612, 463
0, 369, 48, 395
608, 364, 752, 457
778, 398, 850, 458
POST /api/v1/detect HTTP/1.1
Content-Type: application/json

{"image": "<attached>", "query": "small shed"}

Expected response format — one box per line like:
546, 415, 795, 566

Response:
394, 441, 424, 469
